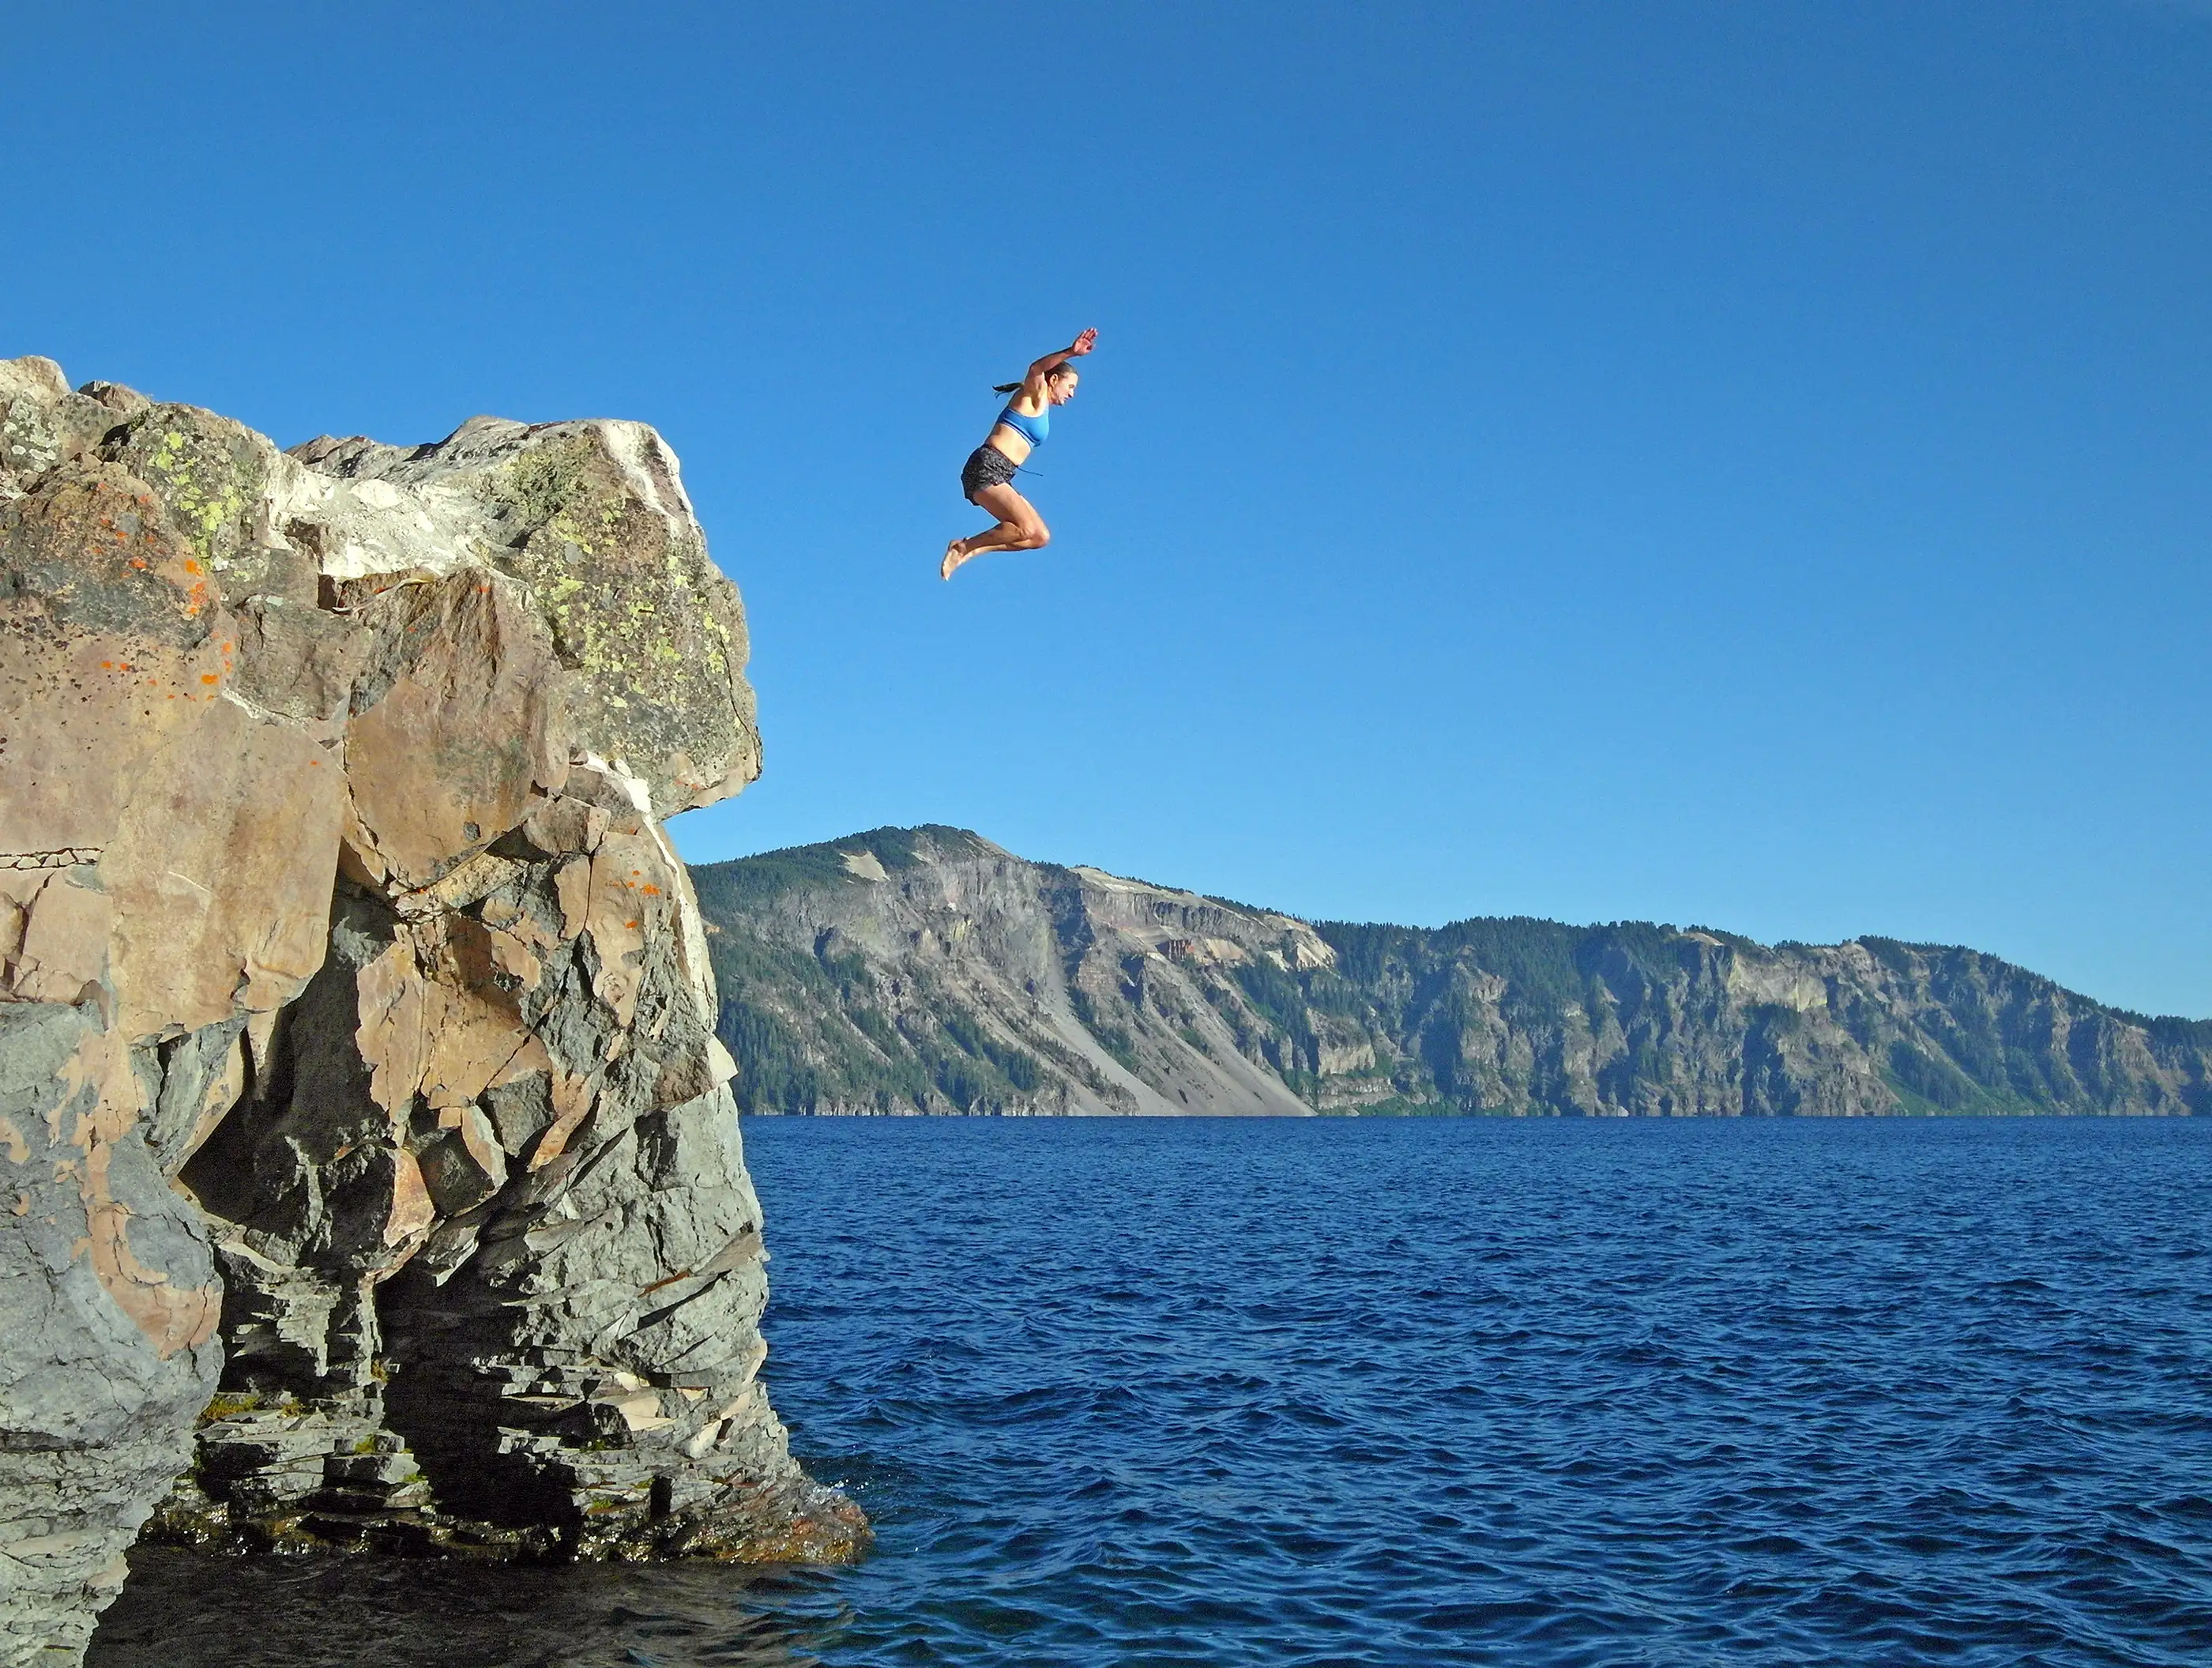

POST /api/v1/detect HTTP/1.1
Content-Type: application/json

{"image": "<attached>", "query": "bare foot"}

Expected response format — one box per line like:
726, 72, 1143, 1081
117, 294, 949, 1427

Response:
941, 539, 970, 581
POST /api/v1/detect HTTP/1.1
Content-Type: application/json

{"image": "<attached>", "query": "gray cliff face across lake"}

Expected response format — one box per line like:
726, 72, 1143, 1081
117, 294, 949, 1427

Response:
0, 358, 858, 1668
695, 826, 2211, 1120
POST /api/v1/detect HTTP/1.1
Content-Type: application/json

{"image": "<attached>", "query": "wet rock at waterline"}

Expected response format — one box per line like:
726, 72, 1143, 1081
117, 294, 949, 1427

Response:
0, 356, 860, 1668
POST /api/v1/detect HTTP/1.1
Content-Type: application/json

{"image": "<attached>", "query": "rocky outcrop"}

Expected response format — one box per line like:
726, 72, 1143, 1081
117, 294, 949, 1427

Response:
694, 827, 1322, 1116
1, 358, 856, 1668
1311, 919, 2210, 1116
694, 826, 2212, 1120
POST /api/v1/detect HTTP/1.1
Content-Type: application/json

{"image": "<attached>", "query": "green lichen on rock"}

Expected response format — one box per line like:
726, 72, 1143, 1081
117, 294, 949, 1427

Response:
487, 427, 753, 812
497, 436, 608, 548
2, 396, 64, 483
1, 365, 140, 502
100, 405, 276, 592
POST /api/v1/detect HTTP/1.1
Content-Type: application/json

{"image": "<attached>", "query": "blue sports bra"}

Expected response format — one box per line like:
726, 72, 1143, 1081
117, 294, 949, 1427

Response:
996, 403, 1048, 448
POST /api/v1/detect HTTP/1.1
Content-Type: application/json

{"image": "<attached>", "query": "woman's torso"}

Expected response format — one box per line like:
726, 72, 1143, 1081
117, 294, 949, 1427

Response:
985, 396, 1048, 464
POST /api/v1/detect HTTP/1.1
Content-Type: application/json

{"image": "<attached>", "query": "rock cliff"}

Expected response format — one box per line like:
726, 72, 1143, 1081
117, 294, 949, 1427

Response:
695, 827, 1324, 1116
694, 827, 2211, 1120
0, 358, 857, 1668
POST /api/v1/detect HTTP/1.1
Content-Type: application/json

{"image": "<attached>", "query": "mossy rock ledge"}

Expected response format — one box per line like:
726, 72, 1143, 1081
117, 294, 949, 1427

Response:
0, 356, 859, 1668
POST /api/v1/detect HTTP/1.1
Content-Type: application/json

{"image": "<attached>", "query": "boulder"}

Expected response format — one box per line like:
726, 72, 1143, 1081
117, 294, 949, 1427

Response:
0, 359, 856, 1668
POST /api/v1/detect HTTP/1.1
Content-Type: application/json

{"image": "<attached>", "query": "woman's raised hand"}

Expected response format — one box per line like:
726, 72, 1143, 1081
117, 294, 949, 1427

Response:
1068, 328, 1098, 357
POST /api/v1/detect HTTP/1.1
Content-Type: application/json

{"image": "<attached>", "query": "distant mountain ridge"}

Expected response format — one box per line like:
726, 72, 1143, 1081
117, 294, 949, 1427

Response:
690, 826, 2211, 1118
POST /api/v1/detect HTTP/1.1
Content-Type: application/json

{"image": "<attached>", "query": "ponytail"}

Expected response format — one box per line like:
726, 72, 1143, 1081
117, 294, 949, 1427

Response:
991, 364, 1079, 396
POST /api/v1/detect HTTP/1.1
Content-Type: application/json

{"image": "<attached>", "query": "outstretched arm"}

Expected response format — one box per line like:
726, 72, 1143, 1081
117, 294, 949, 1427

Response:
1021, 328, 1097, 398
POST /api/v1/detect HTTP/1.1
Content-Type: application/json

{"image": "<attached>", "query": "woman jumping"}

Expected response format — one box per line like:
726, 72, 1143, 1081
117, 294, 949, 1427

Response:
942, 328, 1097, 581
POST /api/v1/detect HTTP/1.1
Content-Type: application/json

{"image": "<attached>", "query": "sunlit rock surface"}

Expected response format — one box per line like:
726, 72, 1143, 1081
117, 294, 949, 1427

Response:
0, 356, 856, 1668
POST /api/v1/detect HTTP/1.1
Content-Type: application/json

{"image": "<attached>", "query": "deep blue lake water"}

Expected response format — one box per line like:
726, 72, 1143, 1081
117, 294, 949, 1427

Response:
97, 1116, 2212, 1666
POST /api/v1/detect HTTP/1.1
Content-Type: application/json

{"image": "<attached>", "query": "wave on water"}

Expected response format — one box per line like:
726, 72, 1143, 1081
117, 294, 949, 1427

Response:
96, 1116, 2212, 1667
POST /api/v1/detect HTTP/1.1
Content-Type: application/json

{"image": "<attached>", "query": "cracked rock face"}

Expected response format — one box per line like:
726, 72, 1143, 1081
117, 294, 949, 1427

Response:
1, 357, 856, 1668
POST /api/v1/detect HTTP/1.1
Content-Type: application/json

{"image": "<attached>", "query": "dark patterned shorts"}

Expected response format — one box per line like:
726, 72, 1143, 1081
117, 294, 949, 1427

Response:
961, 443, 1019, 502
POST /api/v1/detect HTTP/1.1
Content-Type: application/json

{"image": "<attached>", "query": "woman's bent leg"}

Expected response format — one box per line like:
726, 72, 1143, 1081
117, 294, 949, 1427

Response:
943, 484, 1048, 579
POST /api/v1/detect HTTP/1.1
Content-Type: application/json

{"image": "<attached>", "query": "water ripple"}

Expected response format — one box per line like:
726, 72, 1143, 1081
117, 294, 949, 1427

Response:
96, 1117, 2212, 1667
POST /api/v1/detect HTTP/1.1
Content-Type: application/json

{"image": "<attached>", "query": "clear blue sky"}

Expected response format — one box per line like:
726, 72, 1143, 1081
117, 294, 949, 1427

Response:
8, 3, 2207, 1017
